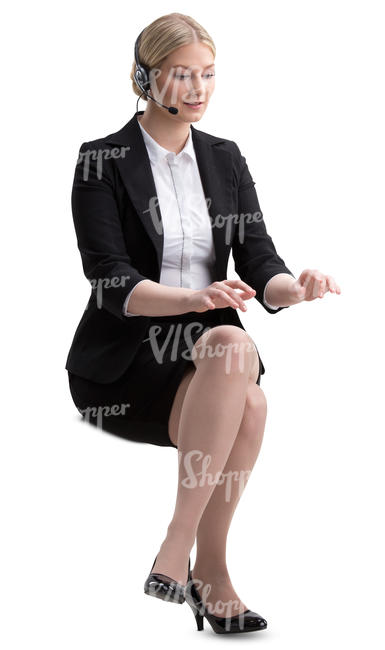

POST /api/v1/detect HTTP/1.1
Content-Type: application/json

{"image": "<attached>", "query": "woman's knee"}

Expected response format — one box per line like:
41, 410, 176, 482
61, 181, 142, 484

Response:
191, 325, 258, 376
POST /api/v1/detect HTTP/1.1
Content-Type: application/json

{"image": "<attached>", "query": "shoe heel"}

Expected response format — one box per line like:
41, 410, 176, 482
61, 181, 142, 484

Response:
187, 600, 204, 631
195, 612, 204, 631
186, 563, 268, 634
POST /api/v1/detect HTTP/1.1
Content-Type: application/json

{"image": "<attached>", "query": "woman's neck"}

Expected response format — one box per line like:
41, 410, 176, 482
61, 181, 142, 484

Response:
137, 107, 190, 154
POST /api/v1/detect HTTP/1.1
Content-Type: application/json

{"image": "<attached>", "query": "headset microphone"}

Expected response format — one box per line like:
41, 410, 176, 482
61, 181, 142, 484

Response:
134, 28, 179, 115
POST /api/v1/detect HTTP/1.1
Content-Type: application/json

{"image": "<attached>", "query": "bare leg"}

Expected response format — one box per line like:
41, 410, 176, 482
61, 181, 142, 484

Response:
150, 326, 258, 587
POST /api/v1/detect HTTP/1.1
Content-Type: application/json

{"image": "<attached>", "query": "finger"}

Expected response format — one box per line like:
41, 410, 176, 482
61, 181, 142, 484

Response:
210, 288, 241, 310
214, 284, 247, 310
222, 288, 247, 311
301, 273, 313, 300
311, 273, 322, 300
325, 276, 338, 293
297, 286, 306, 301
318, 275, 327, 298
205, 297, 216, 309
325, 276, 334, 292
223, 279, 256, 295
228, 288, 247, 311
312, 272, 324, 298
230, 287, 256, 300
238, 290, 255, 300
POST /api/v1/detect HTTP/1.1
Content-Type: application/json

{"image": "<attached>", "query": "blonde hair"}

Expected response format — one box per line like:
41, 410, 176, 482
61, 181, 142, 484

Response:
130, 13, 216, 101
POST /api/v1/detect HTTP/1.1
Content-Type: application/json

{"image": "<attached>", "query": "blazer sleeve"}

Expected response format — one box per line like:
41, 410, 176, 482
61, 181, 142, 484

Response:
70, 141, 149, 322
231, 142, 295, 314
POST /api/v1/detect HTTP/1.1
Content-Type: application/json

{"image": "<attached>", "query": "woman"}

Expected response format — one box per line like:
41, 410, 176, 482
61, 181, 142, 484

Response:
65, 13, 341, 634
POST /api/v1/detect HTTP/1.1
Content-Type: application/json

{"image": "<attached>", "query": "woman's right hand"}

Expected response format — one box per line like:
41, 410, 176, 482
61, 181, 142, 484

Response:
187, 280, 256, 313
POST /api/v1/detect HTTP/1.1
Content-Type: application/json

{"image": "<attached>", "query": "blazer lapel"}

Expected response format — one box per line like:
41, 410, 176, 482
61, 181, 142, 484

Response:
105, 111, 234, 281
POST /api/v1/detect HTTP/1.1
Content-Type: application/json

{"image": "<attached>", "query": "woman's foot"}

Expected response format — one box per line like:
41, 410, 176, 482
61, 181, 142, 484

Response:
190, 563, 249, 618
151, 525, 194, 586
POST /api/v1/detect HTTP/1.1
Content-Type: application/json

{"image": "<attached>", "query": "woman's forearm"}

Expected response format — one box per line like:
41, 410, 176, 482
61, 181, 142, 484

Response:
264, 273, 297, 307
124, 279, 196, 317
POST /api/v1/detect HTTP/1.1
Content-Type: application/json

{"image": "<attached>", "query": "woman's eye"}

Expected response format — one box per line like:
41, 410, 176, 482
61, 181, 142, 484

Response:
175, 73, 215, 80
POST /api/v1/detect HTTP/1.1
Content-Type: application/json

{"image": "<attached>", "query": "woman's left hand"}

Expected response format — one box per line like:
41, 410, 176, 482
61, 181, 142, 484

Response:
292, 269, 341, 303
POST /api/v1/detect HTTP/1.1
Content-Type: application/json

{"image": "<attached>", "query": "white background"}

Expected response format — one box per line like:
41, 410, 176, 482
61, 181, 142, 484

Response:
2, 0, 384, 647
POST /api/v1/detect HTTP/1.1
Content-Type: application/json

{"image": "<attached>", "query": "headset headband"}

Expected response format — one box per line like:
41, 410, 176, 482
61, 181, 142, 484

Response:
134, 29, 144, 69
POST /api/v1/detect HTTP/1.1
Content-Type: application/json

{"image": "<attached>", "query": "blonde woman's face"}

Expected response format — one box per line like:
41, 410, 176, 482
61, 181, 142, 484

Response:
149, 42, 215, 122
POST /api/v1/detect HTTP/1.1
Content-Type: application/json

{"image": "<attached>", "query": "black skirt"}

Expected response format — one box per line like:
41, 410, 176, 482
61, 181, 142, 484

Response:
67, 309, 262, 449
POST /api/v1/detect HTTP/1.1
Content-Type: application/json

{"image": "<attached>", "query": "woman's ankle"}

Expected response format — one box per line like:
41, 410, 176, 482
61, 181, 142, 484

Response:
165, 521, 196, 549
192, 558, 229, 582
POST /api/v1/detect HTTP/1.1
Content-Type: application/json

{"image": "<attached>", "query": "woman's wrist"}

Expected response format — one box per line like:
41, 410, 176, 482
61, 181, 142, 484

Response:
264, 273, 297, 307
182, 288, 199, 314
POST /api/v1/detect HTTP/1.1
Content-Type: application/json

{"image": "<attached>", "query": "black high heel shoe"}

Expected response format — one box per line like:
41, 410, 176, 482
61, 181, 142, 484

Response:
144, 554, 190, 604
185, 564, 268, 634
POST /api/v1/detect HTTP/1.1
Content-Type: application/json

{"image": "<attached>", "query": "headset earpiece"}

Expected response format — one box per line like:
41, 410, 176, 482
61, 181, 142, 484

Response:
134, 29, 151, 93
133, 27, 178, 114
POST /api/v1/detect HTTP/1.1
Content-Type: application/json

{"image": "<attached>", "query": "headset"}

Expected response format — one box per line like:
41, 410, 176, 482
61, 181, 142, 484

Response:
134, 28, 178, 115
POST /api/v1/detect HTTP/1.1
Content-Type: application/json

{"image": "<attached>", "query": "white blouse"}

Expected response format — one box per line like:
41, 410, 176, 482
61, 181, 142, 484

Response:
123, 117, 281, 316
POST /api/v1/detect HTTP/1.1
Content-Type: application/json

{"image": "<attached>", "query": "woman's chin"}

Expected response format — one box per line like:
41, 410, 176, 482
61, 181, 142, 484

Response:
180, 104, 206, 120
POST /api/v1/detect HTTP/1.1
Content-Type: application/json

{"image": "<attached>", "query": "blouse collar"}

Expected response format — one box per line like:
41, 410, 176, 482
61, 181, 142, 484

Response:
137, 117, 196, 166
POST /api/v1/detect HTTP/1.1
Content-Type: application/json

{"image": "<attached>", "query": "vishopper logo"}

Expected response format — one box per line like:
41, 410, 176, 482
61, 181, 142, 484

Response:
186, 576, 249, 631
143, 321, 212, 363
146, 64, 214, 107
85, 275, 132, 310
145, 579, 185, 604
144, 322, 256, 374
176, 449, 251, 503
77, 145, 131, 181
143, 194, 263, 245
77, 402, 131, 428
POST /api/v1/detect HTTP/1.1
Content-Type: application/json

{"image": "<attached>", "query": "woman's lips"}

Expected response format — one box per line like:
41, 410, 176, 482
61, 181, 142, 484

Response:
183, 102, 203, 109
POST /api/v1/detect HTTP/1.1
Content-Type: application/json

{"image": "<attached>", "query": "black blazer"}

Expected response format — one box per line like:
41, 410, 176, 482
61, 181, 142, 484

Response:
65, 110, 294, 383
